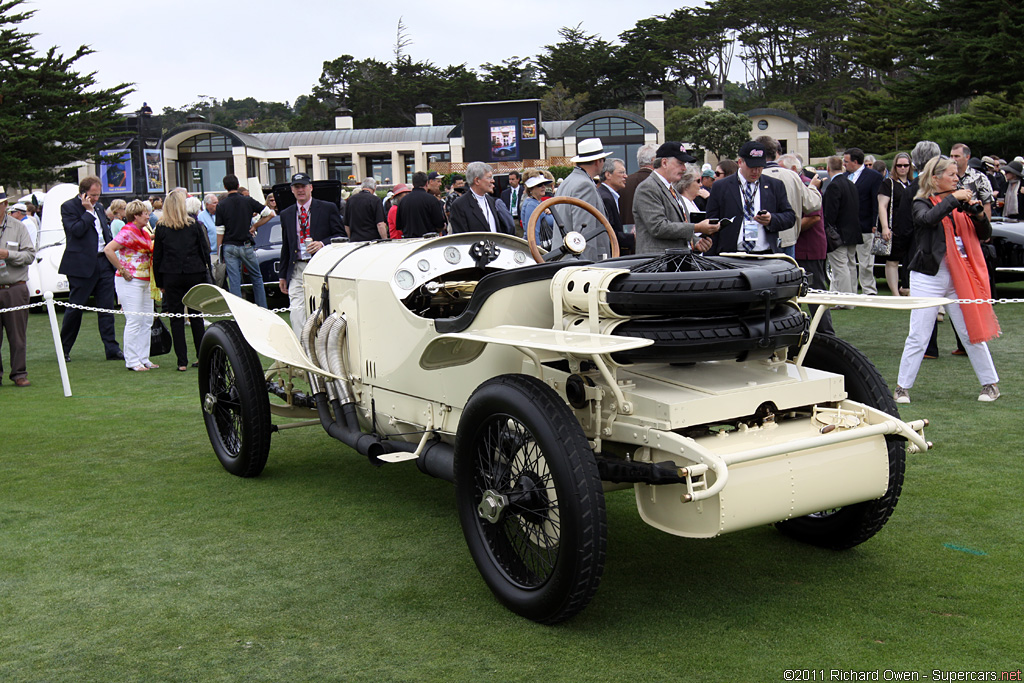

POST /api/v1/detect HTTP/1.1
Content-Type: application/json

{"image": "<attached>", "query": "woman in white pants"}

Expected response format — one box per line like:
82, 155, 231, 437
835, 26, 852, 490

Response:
104, 200, 156, 372
894, 156, 1000, 403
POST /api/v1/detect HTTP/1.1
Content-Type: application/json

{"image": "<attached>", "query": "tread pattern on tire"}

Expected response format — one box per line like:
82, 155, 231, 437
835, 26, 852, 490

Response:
602, 256, 806, 316
199, 320, 272, 478
606, 304, 809, 364
454, 374, 607, 624
775, 334, 906, 550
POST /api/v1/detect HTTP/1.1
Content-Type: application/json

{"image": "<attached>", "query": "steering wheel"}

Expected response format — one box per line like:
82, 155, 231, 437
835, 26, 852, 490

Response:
526, 196, 620, 264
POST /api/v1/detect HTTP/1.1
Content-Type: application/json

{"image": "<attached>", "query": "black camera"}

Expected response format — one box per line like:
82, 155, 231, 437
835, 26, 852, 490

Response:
958, 200, 984, 216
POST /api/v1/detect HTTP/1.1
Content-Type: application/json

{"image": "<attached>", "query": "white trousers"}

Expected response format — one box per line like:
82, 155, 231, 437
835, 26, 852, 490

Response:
897, 261, 998, 389
114, 277, 153, 368
288, 260, 308, 339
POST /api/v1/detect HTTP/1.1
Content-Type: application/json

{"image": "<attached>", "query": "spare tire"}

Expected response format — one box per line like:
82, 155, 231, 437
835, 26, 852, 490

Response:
599, 252, 807, 317
607, 303, 809, 364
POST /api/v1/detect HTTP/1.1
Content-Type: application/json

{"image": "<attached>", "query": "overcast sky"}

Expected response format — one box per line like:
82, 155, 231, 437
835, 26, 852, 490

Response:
22, 0, 699, 114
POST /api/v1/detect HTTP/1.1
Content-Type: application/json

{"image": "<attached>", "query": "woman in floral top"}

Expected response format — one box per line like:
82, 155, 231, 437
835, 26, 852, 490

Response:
104, 200, 157, 371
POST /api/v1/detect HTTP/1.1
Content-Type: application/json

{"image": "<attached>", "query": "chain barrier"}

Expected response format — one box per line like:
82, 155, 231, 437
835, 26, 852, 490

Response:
2, 293, 1024, 317
804, 289, 1024, 306
0, 299, 290, 318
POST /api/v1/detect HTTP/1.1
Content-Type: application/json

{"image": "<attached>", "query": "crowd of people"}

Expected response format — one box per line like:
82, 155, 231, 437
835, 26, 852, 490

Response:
3, 139, 1020, 402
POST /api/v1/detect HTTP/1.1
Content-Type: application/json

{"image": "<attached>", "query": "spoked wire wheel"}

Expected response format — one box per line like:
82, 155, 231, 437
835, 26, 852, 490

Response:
199, 321, 272, 477
455, 374, 606, 624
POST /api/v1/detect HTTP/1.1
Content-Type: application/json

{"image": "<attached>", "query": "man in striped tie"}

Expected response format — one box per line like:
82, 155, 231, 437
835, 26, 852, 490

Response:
278, 173, 345, 336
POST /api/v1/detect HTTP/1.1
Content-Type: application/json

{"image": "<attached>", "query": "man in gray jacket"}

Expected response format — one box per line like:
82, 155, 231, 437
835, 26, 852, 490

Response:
0, 187, 37, 386
552, 138, 613, 260
633, 142, 718, 255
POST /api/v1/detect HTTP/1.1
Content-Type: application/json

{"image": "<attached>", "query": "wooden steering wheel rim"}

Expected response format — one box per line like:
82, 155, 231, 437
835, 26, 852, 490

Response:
526, 195, 620, 264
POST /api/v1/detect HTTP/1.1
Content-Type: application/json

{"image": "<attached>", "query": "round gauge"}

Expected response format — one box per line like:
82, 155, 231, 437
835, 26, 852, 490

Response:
395, 269, 416, 289
417, 259, 430, 272
444, 246, 461, 264
564, 231, 587, 254
514, 250, 527, 264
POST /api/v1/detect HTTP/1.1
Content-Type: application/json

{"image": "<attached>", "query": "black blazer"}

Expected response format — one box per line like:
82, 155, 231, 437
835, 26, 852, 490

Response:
848, 166, 883, 232
597, 183, 635, 254
59, 195, 113, 278
279, 198, 345, 282
908, 194, 991, 276
705, 173, 795, 254
500, 185, 524, 218
449, 191, 515, 235
152, 221, 213, 288
823, 174, 862, 245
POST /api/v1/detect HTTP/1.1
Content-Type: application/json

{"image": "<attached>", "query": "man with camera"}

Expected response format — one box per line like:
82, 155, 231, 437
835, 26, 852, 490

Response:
950, 143, 993, 219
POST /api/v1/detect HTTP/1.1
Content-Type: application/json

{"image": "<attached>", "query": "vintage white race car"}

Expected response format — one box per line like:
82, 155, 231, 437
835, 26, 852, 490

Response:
183, 198, 932, 624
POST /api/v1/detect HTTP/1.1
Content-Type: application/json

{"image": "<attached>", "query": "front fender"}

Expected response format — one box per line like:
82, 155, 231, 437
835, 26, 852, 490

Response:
182, 284, 343, 379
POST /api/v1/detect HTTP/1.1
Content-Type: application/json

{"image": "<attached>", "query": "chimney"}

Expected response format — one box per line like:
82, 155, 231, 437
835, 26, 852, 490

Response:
704, 90, 725, 111
334, 106, 354, 130
644, 92, 665, 143
415, 104, 433, 127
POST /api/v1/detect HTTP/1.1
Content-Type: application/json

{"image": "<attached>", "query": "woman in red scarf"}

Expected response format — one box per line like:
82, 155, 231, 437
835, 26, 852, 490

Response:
894, 156, 1000, 403
103, 200, 157, 371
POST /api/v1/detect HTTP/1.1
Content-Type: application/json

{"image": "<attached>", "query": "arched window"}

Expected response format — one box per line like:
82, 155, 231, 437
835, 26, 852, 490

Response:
177, 133, 232, 153
575, 117, 645, 138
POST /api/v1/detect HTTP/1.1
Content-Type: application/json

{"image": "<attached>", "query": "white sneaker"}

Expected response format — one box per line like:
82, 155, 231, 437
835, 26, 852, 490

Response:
893, 386, 910, 404
978, 384, 1000, 402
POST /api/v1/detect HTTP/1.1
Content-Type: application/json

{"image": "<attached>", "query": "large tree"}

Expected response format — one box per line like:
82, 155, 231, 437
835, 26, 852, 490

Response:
0, 0, 131, 187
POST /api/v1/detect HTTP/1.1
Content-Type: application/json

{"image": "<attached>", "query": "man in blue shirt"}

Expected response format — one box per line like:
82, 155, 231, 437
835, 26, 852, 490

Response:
197, 193, 218, 259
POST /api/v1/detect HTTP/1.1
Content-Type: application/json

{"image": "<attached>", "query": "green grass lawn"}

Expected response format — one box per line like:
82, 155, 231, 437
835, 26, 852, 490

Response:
1, 284, 1021, 681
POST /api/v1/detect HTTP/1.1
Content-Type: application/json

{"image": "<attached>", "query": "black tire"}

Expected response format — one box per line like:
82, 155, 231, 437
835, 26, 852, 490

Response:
600, 253, 806, 316
198, 321, 272, 478
454, 374, 607, 624
604, 303, 808, 364
775, 334, 905, 549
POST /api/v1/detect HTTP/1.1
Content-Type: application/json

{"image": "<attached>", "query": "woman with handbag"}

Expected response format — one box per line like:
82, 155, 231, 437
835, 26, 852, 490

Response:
893, 156, 1001, 404
153, 192, 212, 372
103, 200, 157, 372
877, 152, 913, 296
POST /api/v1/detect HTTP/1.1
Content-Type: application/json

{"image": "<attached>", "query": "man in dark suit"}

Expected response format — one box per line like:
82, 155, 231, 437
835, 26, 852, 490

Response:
397, 171, 446, 238
596, 157, 636, 255
278, 173, 345, 337
499, 171, 524, 232
620, 143, 657, 233
843, 147, 883, 294
58, 175, 123, 361
706, 141, 796, 255
823, 155, 861, 298
449, 161, 514, 235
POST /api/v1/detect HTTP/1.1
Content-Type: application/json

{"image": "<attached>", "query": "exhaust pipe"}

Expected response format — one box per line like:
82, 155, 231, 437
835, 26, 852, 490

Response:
312, 392, 454, 481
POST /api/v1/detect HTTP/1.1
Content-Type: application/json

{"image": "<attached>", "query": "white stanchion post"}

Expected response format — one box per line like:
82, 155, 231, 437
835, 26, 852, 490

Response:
44, 291, 72, 397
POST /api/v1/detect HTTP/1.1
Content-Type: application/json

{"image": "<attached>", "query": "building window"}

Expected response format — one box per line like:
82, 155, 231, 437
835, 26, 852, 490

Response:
178, 133, 232, 153
757, 120, 769, 130
268, 159, 291, 186
403, 154, 415, 184
247, 158, 260, 182
366, 156, 393, 185
327, 156, 354, 183
576, 117, 645, 138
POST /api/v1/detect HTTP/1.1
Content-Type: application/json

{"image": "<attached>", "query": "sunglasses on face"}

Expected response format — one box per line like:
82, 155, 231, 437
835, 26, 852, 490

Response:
714, 171, 725, 176
895, 164, 910, 168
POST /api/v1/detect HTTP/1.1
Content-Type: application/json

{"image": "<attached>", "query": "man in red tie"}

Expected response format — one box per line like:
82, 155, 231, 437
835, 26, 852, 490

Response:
278, 173, 345, 336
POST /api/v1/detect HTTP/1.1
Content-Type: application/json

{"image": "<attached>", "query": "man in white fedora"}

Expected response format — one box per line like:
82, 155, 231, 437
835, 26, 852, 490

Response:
552, 137, 613, 261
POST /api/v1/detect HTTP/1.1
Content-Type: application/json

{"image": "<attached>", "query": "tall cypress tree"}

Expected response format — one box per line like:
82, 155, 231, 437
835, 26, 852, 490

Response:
0, 0, 131, 187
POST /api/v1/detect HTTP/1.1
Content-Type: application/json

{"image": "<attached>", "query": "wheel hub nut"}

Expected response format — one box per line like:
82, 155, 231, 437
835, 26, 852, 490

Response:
203, 393, 217, 415
477, 490, 508, 524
